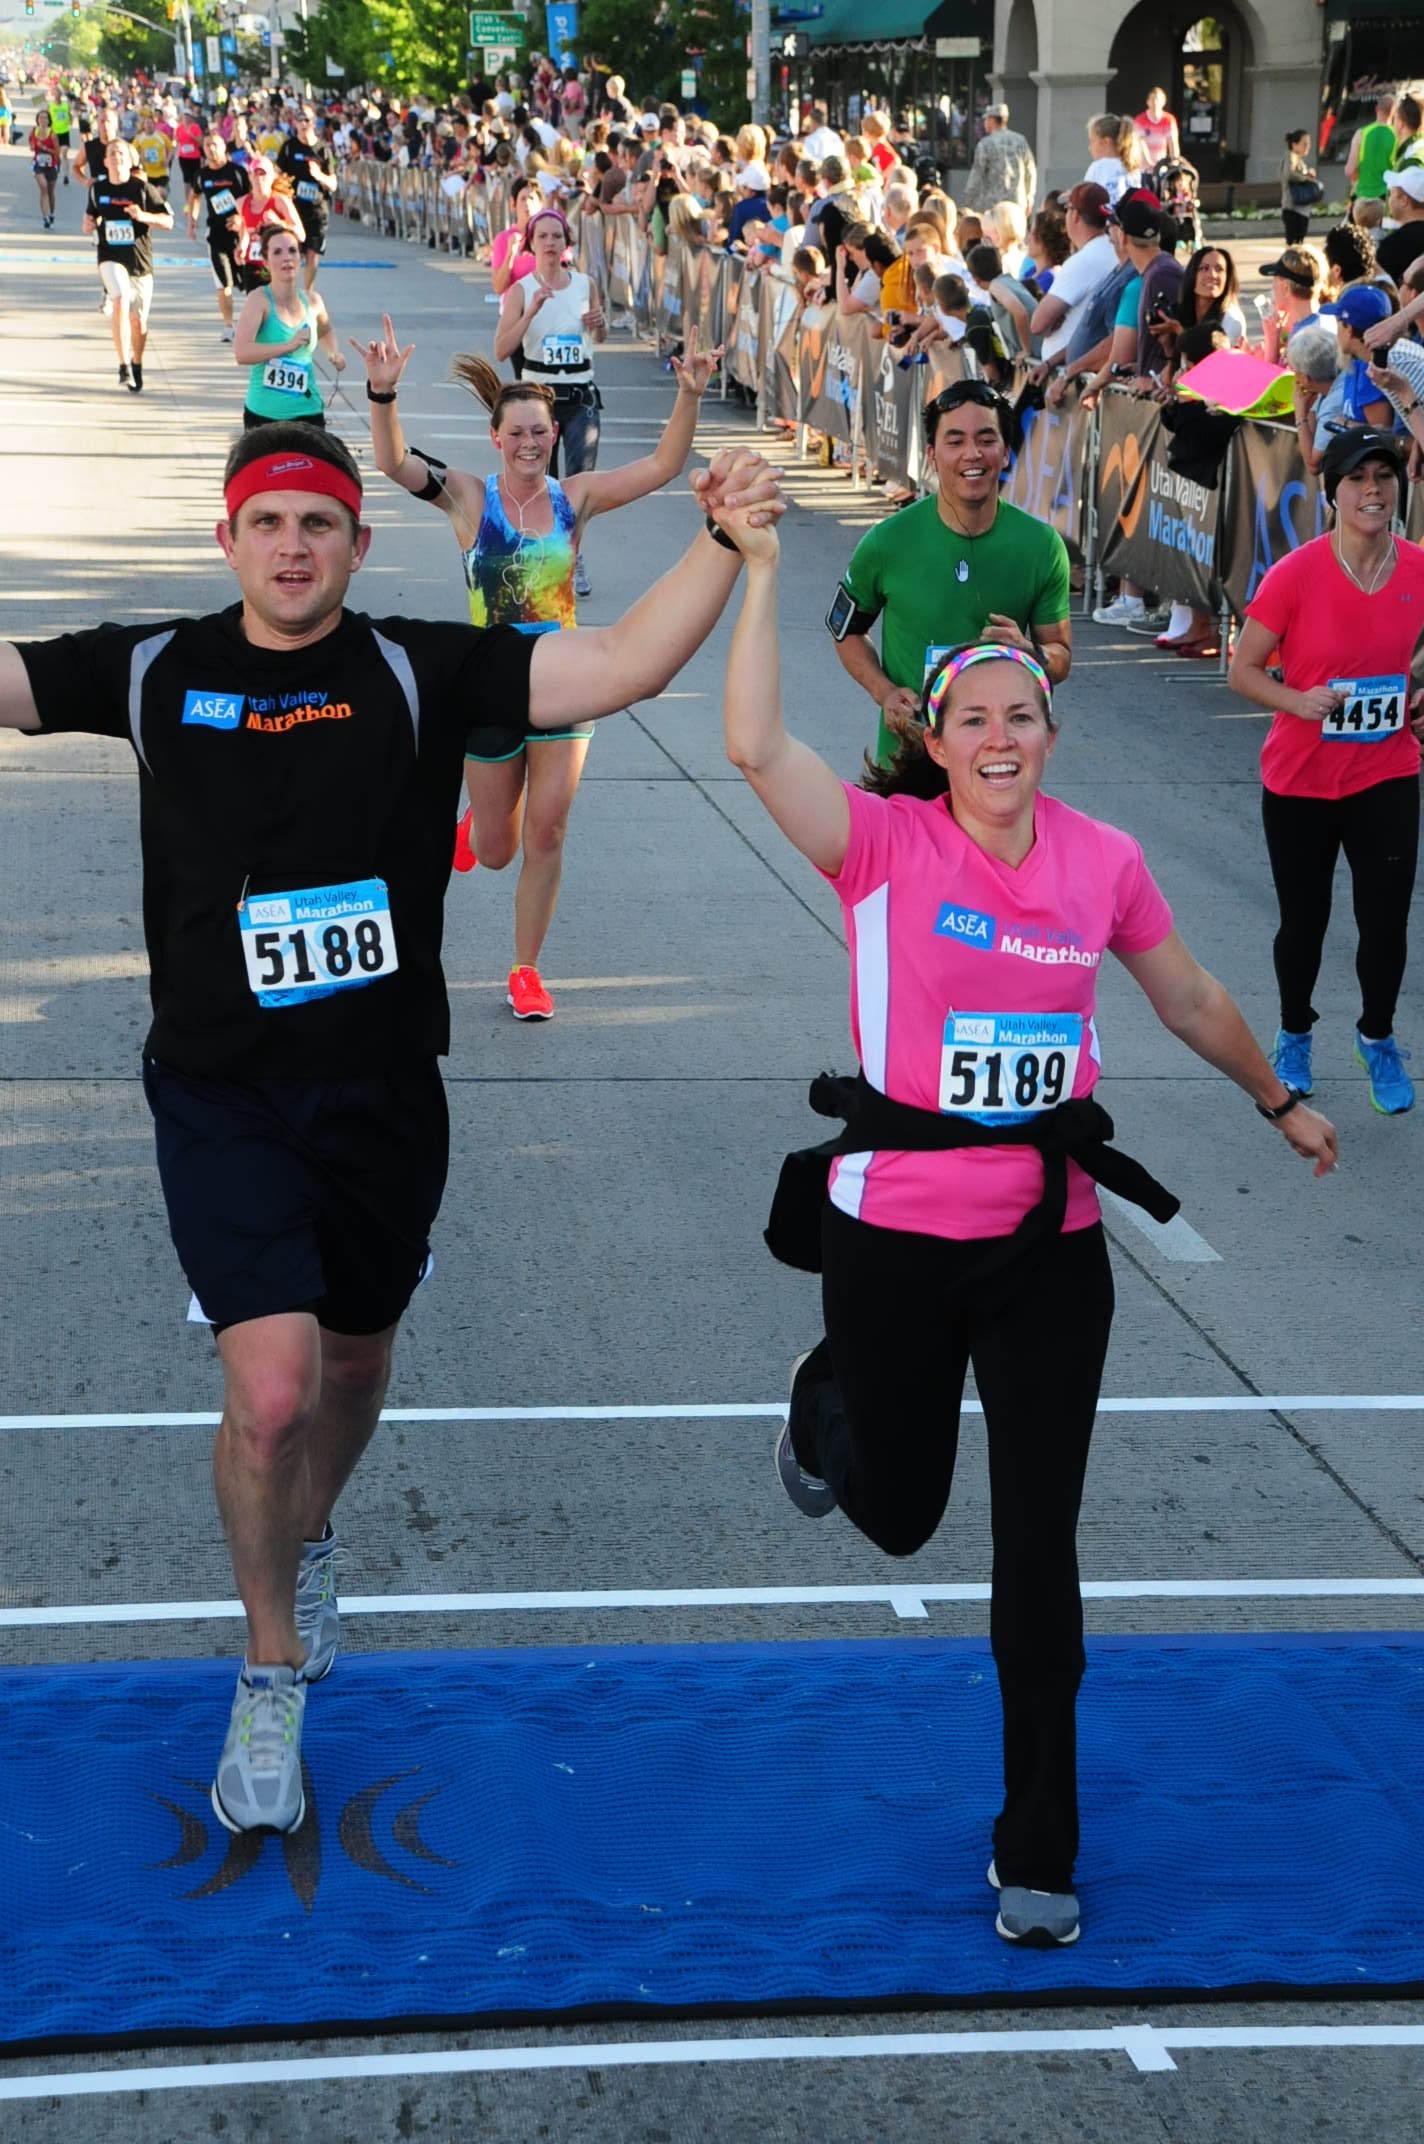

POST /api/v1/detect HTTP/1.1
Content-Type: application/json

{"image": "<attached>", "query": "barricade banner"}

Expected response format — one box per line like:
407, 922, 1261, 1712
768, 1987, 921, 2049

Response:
1408, 475, 1424, 547
763, 274, 800, 422
659, 236, 685, 345
721, 254, 745, 377
630, 225, 655, 337
1003, 391, 1091, 555
687, 245, 727, 354
1217, 420, 1326, 620
1095, 391, 1220, 608
728, 262, 763, 395
800, 310, 865, 443
580, 211, 609, 303
864, 335, 919, 488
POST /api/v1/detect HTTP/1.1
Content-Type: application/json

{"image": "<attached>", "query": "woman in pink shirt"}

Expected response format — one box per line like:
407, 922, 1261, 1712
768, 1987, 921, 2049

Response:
490, 176, 538, 296
711, 496, 1337, 1950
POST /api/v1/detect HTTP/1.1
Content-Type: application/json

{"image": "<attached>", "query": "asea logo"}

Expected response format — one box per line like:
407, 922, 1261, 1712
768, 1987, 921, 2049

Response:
182, 689, 244, 730
934, 903, 995, 947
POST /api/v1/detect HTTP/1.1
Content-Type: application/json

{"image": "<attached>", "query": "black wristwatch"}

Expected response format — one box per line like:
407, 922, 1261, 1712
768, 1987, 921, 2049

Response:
705, 515, 739, 552
366, 385, 397, 404
1256, 1089, 1306, 1122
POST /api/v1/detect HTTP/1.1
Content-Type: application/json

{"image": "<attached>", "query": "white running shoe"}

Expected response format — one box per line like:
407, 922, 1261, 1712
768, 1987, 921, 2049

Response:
221, 324, 234, 342
1092, 595, 1146, 627
573, 554, 591, 598
295, 1530, 342, 1682
211, 1663, 307, 1834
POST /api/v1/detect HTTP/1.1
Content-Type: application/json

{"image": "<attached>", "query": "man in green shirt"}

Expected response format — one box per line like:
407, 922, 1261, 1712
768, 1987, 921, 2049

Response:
828, 379, 1072, 766
1388, 93, 1423, 177
1346, 92, 1397, 210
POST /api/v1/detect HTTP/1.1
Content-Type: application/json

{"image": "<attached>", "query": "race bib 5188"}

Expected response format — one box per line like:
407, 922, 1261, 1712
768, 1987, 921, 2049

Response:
239, 878, 397, 1009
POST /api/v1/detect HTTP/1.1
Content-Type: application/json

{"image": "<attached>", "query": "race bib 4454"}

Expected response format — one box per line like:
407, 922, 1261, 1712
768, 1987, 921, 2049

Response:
1324, 674, 1407, 742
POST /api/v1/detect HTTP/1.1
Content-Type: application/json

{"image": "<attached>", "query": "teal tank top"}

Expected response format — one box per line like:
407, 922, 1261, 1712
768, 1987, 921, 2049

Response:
245, 292, 323, 421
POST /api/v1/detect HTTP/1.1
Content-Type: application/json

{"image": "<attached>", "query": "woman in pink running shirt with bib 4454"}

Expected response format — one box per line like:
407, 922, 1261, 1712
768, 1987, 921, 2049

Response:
709, 492, 1337, 1951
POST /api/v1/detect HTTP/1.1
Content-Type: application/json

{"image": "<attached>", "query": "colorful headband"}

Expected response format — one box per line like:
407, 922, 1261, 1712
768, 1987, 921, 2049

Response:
224, 452, 363, 522
527, 204, 571, 237
924, 642, 1052, 728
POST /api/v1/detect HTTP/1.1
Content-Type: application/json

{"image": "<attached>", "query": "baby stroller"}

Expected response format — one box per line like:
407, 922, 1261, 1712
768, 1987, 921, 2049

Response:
1148, 157, 1202, 254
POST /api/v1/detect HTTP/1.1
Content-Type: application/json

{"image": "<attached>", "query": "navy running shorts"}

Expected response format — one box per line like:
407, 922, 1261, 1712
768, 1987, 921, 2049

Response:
143, 1056, 449, 1335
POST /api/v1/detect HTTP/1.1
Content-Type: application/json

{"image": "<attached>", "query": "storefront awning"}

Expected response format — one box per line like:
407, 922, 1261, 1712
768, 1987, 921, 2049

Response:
799, 0, 992, 49
1325, 0, 1424, 17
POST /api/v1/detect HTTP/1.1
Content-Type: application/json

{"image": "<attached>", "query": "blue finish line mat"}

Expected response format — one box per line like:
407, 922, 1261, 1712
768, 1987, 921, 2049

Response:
4, 1635, 1423, 2051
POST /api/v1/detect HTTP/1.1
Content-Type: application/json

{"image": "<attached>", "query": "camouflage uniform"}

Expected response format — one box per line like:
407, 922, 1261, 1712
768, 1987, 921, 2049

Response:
963, 125, 1038, 214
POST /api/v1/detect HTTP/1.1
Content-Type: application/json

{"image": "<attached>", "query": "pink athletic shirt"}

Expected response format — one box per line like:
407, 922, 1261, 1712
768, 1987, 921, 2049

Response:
1247, 534, 1424, 801
821, 783, 1173, 1241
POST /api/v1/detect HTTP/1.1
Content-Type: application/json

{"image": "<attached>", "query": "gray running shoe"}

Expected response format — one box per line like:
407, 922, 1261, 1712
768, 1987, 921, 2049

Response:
573, 553, 592, 598
773, 1350, 837, 1518
1124, 606, 1172, 636
295, 1530, 342, 1682
988, 1857, 1080, 1946
211, 1664, 307, 1834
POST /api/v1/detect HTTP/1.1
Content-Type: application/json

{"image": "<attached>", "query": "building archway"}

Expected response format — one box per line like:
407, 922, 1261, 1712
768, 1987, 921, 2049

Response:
998, 0, 1039, 165
1107, 3, 1257, 182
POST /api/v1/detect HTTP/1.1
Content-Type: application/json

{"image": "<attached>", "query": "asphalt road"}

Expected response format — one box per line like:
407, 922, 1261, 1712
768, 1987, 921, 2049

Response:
0, 121, 1421, 2143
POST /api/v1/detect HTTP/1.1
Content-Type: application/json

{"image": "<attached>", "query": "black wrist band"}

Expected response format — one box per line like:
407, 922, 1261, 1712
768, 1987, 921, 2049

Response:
366, 386, 397, 404
705, 515, 739, 552
1256, 1088, 1305, 1122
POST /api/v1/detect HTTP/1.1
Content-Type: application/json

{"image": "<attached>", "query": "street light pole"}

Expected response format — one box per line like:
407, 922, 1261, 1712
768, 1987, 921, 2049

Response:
751, 0, 769, 125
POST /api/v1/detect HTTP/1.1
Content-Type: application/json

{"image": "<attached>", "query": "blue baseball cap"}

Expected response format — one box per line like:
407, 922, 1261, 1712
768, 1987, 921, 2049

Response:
1320, 285, 1394, 331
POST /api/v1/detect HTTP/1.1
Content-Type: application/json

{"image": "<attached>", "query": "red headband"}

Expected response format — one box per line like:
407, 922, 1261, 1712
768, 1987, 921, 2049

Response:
224, 452, 363, 522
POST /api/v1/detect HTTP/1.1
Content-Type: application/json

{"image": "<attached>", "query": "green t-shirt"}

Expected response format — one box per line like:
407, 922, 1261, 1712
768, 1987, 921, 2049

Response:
1357, 120, 1398, 200
841, 495, 1070, 765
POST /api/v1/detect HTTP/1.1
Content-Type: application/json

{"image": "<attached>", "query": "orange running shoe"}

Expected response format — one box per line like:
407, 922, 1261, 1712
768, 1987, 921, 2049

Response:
507, 965, 554, 1020
452, 808, 478, 874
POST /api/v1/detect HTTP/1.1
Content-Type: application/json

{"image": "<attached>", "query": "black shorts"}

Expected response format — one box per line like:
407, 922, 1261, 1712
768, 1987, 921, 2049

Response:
243, 406, 326, 430
298, 217, 328, 255
143, 1057, 449, 1335
209, 241, 239, 291
179, 156, 201, 188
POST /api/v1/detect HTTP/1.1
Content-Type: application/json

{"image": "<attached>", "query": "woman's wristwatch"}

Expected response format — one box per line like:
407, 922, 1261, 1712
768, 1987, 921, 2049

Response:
1256, 1089, 1306, 1122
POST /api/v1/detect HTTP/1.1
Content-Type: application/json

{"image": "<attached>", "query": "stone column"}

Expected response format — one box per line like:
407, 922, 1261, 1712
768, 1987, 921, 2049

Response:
1029, 68, 1113, 195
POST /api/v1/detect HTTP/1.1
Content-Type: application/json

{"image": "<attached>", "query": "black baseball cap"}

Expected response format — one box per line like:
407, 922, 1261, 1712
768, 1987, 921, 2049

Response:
1320, 425, 1407, 502
1110, 189, 1167, 240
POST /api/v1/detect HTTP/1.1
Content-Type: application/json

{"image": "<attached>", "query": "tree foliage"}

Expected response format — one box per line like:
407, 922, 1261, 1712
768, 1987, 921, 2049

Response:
576, 0, 748, 124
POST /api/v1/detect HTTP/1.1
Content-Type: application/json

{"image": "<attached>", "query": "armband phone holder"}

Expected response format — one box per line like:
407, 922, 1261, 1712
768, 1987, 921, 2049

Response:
826, 586, 880, 642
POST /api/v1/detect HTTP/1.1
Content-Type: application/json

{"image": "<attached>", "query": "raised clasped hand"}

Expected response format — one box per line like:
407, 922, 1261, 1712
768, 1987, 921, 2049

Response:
692, 446, 786, 530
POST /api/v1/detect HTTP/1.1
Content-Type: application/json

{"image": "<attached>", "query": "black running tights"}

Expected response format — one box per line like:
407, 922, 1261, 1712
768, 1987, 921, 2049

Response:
1260, 776, 1419, 1037
790, 1204, 1115, 1893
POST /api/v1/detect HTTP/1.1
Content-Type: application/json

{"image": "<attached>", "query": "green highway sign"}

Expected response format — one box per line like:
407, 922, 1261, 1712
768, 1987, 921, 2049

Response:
470, 10, 527, 44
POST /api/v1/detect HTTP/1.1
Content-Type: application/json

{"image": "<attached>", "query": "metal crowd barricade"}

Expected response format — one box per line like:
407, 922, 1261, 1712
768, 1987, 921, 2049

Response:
461, 182, 1355, 592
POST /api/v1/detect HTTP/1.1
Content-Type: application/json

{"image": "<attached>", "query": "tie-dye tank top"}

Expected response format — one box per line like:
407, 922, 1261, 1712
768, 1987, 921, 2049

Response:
462, 473, 578, 633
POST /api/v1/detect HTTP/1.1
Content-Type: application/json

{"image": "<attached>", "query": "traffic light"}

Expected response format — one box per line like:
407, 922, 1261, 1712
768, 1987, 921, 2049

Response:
71, 0, 80, 15
24, 0, 34, 18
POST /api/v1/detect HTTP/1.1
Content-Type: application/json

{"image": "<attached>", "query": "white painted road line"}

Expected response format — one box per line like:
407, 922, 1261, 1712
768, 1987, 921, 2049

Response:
4, 1574, 1421, 1631
0, 1395, 1420, 1430
6, 2021, 1424, 2097
1100, 1190, 1223, 1263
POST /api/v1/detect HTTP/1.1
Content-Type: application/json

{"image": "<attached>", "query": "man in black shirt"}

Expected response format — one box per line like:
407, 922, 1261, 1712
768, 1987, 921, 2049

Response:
0, 424, 781, 1836
82, 137, 172, 392
1378, 166, 1424, 287
276, 108, 338, 292
189, 127, 251, 342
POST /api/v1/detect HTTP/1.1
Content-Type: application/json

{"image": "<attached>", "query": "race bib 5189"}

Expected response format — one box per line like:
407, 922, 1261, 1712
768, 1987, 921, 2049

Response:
939, 1012, 1082, 1125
